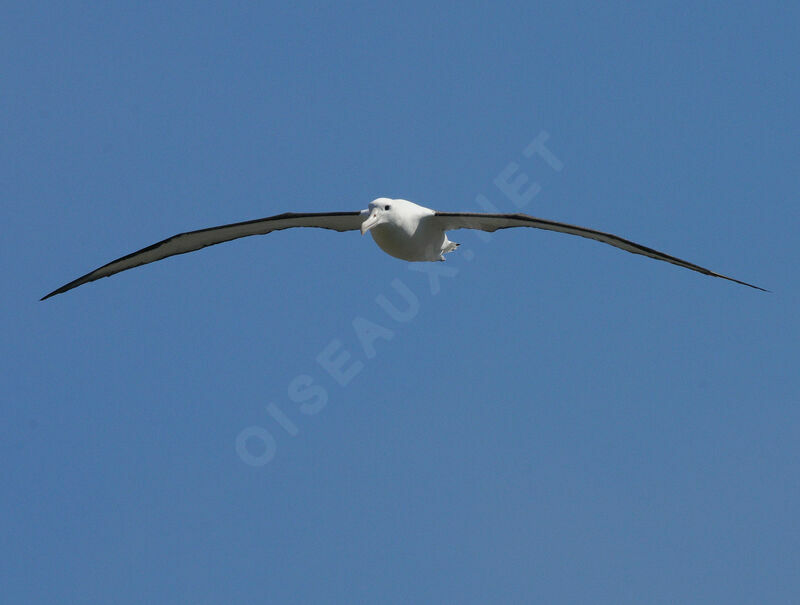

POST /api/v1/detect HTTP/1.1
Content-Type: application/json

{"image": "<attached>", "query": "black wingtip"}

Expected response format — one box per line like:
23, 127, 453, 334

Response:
729, 277, 770, 293
40, 285, 68, 301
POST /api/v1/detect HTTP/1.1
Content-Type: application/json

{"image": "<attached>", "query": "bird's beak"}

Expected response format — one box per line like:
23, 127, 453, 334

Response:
360, 212, 380, 235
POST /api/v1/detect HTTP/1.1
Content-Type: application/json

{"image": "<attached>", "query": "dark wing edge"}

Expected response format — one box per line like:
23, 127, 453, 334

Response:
41, 211, 364, 300
434, 212, 768, 292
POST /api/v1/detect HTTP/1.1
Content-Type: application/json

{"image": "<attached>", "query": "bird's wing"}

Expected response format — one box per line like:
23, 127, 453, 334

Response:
42, 211, 365, 300
433, 212, 766, 291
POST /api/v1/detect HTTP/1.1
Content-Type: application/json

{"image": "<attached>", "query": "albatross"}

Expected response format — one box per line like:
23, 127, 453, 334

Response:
41, 197, 765, 300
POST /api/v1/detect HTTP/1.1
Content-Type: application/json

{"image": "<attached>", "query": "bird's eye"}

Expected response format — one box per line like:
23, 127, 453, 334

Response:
385, 205, 391, 211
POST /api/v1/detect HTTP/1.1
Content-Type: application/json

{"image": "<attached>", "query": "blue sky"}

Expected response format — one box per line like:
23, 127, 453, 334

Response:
3, 2, 799, 603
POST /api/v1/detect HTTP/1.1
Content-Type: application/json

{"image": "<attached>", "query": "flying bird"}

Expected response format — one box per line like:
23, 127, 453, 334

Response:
41, 197, 766, 300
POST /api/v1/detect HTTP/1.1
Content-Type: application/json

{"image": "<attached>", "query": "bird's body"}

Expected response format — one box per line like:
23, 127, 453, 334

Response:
364, 198, 457, 261
41, 197, 766, 300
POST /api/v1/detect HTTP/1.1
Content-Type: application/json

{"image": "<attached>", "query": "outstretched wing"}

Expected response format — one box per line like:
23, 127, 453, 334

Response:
42, 211, 365, 300
434, 212, 766, 291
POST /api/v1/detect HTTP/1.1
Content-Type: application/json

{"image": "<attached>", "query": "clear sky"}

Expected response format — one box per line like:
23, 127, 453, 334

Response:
3, 2, 799, 603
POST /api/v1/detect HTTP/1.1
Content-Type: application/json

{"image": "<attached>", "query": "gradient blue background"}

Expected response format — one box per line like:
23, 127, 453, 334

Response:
3, 2, 798, 603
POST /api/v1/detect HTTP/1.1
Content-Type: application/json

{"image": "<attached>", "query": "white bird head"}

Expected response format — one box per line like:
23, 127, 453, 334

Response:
360, 197, 396, 235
